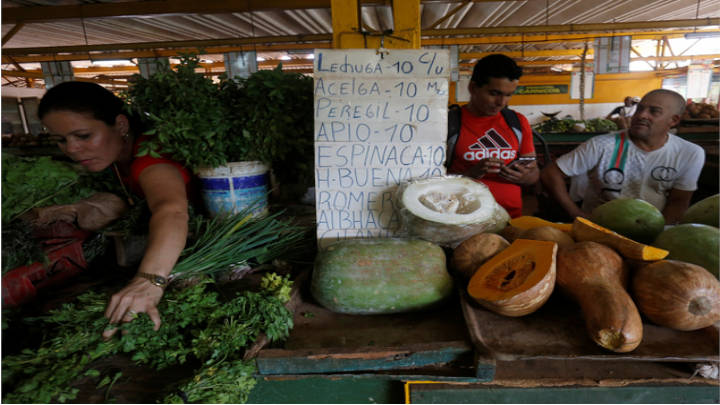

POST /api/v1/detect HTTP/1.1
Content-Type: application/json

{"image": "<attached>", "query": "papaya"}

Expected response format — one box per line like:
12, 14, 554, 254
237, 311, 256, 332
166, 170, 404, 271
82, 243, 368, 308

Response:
311, 238, 453, 314
590, 198, 665, 244
681, 194, 719, 227
653, 224, 719, 278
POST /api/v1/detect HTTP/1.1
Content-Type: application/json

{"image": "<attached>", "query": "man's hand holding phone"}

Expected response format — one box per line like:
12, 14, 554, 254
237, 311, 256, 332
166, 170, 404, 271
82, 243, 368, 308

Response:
500, 156, 538, 184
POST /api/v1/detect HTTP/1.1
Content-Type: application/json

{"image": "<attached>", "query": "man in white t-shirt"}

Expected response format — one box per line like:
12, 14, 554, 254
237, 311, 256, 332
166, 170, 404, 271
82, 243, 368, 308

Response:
541, 89, 705, 224
606, 96, 640, 129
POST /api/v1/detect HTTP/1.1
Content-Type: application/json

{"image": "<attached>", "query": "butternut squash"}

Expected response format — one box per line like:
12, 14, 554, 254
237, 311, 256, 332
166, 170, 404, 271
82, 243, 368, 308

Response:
452, 233, 511, 280
556, 241, 643, 353
467, 239, 557, 317
632, 260, 720, 331
509, 216, 572, 232
519, 226, 575, 249
499, 225, 524, 242
571, 217, 668, 261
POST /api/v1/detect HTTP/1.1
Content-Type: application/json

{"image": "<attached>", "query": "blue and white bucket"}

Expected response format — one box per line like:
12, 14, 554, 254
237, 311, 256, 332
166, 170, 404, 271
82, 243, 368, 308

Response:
196, 161, 269, 218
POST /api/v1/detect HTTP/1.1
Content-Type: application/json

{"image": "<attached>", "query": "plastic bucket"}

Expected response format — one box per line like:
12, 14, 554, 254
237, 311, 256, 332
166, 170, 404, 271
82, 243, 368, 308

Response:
196, 161, 270, 218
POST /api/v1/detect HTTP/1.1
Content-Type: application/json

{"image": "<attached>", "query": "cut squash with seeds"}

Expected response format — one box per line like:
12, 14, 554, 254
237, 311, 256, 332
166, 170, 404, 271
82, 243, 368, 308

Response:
572, 217, 668, 261
509, 216, 572, 232
467, 239, 557, 317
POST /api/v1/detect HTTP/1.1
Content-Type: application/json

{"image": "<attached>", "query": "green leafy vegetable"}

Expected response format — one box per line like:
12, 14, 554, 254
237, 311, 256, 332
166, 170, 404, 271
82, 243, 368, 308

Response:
2, 273, 294, 403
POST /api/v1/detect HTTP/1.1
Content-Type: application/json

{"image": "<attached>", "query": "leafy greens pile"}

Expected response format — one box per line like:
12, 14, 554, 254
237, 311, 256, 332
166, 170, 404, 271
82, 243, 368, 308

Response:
533, 117, 618, 134
1, 153, 118, 225
2, 273, 294, 403
1, 153, 121, 273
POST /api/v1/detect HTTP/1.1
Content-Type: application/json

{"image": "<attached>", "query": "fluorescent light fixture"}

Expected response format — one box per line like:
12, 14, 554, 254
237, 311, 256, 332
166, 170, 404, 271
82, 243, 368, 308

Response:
684, 32, 720, 39
256, 56, 265, 62
90, 59, 135, 67
279, 55, 291, 61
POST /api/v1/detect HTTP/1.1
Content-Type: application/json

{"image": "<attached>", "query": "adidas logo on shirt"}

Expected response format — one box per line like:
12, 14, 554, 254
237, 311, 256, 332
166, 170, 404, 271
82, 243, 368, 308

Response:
463, 128, 518, 161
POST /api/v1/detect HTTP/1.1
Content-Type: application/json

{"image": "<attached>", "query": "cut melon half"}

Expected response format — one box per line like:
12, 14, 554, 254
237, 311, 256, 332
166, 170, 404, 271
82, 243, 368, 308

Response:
398, 176, 508, 246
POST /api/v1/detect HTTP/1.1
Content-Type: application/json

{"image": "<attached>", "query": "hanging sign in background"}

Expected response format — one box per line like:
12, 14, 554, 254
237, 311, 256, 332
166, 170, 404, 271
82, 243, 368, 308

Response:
314, 49, 450, 248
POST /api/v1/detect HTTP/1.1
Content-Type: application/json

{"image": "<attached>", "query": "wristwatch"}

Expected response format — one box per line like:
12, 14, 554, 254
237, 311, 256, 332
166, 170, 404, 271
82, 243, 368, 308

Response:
135, 272, 168, 289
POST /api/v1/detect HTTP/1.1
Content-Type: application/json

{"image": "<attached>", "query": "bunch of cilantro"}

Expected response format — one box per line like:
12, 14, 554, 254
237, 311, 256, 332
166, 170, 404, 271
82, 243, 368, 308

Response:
2, 273, 294, 403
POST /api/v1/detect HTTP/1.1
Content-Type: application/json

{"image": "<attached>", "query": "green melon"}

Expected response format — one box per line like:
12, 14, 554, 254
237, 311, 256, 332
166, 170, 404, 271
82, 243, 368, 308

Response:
311, 238, 453, 314
590, 198, 665, 244
681, 194, 719, 227
653, 224, 719, 278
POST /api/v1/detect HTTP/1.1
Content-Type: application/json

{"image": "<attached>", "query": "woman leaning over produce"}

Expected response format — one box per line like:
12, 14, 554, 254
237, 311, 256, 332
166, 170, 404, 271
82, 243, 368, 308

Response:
39, 81, 192, 338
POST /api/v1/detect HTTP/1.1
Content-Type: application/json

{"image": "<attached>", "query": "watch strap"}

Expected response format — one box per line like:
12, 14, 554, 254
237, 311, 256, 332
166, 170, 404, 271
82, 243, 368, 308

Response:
135, 272, 168, 288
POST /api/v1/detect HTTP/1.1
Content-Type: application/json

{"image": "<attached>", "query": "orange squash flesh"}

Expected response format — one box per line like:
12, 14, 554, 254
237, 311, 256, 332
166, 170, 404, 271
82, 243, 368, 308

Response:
467, 239, 557, 317
509, 216, 573, 233
572, 217, 668, 261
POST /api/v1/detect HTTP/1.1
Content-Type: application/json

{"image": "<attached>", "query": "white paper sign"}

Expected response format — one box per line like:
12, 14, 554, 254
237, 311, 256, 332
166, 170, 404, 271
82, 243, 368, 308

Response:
314, 49, 450, 248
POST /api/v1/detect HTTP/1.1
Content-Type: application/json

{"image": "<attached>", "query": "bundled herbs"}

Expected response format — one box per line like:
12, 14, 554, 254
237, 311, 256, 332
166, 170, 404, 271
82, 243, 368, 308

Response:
1, 220, 47, 274
1, 153, 117, 224
125, 54, 234, 171
172, 205, 309, 282
126, 55, 314, 200
2, 273, 294, 403
222, 66, 314, 191
1, 153, 122, 273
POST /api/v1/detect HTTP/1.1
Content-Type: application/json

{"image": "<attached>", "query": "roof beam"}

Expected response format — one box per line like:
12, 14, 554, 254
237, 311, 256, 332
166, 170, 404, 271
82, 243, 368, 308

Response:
2, 22, 718, 64
422, 29, 719, 46
2, 0, 525, 24
422, 18, 720, 36
2, 0, 332, 24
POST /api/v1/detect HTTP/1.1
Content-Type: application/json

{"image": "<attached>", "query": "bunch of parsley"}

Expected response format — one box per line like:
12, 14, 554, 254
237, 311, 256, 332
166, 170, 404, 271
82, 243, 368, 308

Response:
2, 273, 294, 403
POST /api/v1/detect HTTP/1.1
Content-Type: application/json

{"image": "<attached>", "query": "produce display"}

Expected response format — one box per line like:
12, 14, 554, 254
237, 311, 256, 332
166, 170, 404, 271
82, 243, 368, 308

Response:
1, 153, 121, 274
681, 194, 719, 227
533, 118, 618, 134
632, 260, 720, 331
467, 239, 557, 317
451, 233, 510, 280
653, 223, 719, 278
126, 55, 314, 198
571, 217, 668, 261
397, 176, 509, 246
682, 102, 720, 119
2, 273, 294, 403
311, 239, 453, 314
556, 241, 643, 353
1, 153, 118, 225
590, 198, 665, 244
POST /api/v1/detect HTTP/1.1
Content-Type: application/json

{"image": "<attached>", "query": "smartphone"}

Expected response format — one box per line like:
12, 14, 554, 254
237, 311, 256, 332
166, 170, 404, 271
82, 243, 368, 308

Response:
506, 156, 536, 168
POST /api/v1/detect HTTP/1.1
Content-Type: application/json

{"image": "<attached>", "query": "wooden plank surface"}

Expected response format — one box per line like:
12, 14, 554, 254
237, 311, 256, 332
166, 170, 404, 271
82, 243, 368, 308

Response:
460, 290, 719, 362
255, 277, 483, 377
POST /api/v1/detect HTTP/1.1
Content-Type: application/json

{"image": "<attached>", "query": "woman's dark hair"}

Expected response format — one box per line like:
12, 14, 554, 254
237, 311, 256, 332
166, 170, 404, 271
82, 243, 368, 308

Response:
38, 81, 124, 126
471, 54, 523, 87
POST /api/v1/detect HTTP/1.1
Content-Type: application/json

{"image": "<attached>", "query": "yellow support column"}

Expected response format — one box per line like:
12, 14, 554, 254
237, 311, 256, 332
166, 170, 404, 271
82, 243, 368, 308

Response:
330, 0, 420, 49
331, 0, 363, 49
390, 0, 421, 49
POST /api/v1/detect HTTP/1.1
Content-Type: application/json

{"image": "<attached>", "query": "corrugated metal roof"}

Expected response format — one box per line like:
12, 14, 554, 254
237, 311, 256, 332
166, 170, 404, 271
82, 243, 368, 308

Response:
2, 0, 720, 87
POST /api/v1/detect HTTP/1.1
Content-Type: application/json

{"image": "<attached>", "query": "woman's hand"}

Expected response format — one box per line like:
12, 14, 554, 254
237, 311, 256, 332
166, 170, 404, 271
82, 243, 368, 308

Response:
499, 160, 539, 185
465, 157, 503, 179
102, 278, 164, 339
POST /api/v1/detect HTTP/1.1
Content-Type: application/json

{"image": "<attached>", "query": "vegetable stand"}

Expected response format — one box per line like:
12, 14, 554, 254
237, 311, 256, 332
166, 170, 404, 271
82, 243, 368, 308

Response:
246, 273, 719, 404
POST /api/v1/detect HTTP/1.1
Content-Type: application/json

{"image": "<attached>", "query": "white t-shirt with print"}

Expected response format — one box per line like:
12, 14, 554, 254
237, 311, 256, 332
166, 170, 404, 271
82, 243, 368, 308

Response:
556, 131, 705, 213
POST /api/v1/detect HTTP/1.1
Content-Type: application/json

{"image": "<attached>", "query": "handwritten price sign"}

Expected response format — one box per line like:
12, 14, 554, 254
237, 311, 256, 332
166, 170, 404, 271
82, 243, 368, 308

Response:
313, 49, 450, 248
